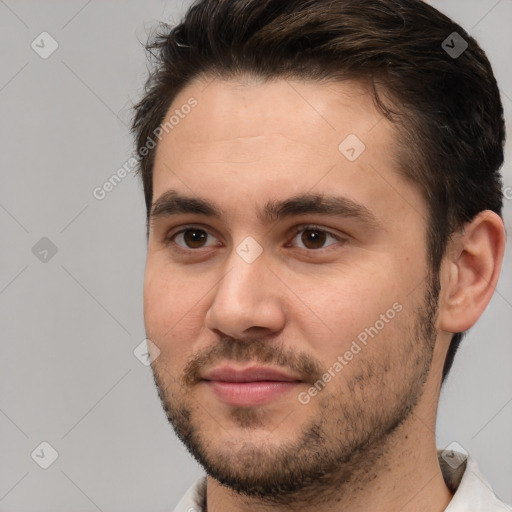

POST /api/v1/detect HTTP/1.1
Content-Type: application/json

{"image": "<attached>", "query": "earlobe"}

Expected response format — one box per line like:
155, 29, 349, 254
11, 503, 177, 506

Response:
438, 210, 506, 334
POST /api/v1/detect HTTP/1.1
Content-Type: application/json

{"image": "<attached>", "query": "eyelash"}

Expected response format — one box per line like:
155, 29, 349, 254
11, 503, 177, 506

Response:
164, 224, 345, 254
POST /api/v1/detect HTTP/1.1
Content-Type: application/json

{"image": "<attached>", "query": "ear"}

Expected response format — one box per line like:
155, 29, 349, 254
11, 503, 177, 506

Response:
438, 210, 506, 334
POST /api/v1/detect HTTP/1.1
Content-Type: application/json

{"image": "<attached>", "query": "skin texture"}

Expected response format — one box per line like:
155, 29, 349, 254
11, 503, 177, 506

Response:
143, 76, 505, 512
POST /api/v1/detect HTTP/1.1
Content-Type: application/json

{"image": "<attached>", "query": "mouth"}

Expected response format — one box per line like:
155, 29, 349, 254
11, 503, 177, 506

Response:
200, 365, 303, 406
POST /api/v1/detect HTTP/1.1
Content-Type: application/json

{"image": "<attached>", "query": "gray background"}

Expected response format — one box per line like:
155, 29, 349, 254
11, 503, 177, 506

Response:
1, 0, 511, 510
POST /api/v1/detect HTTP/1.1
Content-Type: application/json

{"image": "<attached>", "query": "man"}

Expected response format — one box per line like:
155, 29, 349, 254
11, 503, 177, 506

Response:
131, 0, 510, 510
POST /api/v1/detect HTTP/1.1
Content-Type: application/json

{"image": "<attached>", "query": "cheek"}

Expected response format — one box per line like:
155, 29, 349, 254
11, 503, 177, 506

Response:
290, 268, 408, 364
143, 264, 169, 335
143, 255, 195, 320
143, 260, 208, 366
143, 261, 189, 348
298, 266, 399, 325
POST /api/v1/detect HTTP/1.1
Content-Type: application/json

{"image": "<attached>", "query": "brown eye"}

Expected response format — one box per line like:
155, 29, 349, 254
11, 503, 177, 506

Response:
170, 228, 218, 250
300, 229, 327, 249
182, 229, 207, 248
290, 225, 340, 250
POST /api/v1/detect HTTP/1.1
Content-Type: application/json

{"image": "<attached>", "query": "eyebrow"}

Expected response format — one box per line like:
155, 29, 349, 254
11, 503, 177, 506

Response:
150, 189, 383, 232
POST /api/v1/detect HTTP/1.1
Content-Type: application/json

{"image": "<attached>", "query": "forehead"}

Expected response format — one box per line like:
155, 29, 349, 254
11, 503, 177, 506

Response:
157, 75, 388, 160
150, 76, 425, 230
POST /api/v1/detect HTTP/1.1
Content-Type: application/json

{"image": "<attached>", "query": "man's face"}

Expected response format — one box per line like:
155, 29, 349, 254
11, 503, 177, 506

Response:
144, 76, 440, 502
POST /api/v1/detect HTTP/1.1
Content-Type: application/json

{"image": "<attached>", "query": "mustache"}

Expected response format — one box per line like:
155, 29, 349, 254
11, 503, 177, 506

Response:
181, 338, 325, 387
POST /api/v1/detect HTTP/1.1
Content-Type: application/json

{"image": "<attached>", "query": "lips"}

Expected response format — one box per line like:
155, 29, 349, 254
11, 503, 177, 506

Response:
199, 365, 304, 406
201, 365, 303, 383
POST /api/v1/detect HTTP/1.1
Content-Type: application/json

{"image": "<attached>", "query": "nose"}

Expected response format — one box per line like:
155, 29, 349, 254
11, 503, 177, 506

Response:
204, 246, 286, 340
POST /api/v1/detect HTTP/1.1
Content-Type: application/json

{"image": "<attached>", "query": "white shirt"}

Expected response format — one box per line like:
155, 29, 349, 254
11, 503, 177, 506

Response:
172, 451, 511, 512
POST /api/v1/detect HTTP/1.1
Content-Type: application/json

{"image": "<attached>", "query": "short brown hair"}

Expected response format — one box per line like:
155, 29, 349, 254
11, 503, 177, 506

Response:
131, 0, 506, 382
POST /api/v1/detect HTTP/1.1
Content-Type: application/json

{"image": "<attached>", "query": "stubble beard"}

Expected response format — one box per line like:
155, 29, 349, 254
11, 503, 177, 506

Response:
150, 270, 440, 506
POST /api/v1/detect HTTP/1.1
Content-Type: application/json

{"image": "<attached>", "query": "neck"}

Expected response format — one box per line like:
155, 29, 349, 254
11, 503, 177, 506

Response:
205, 411, 453, 512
